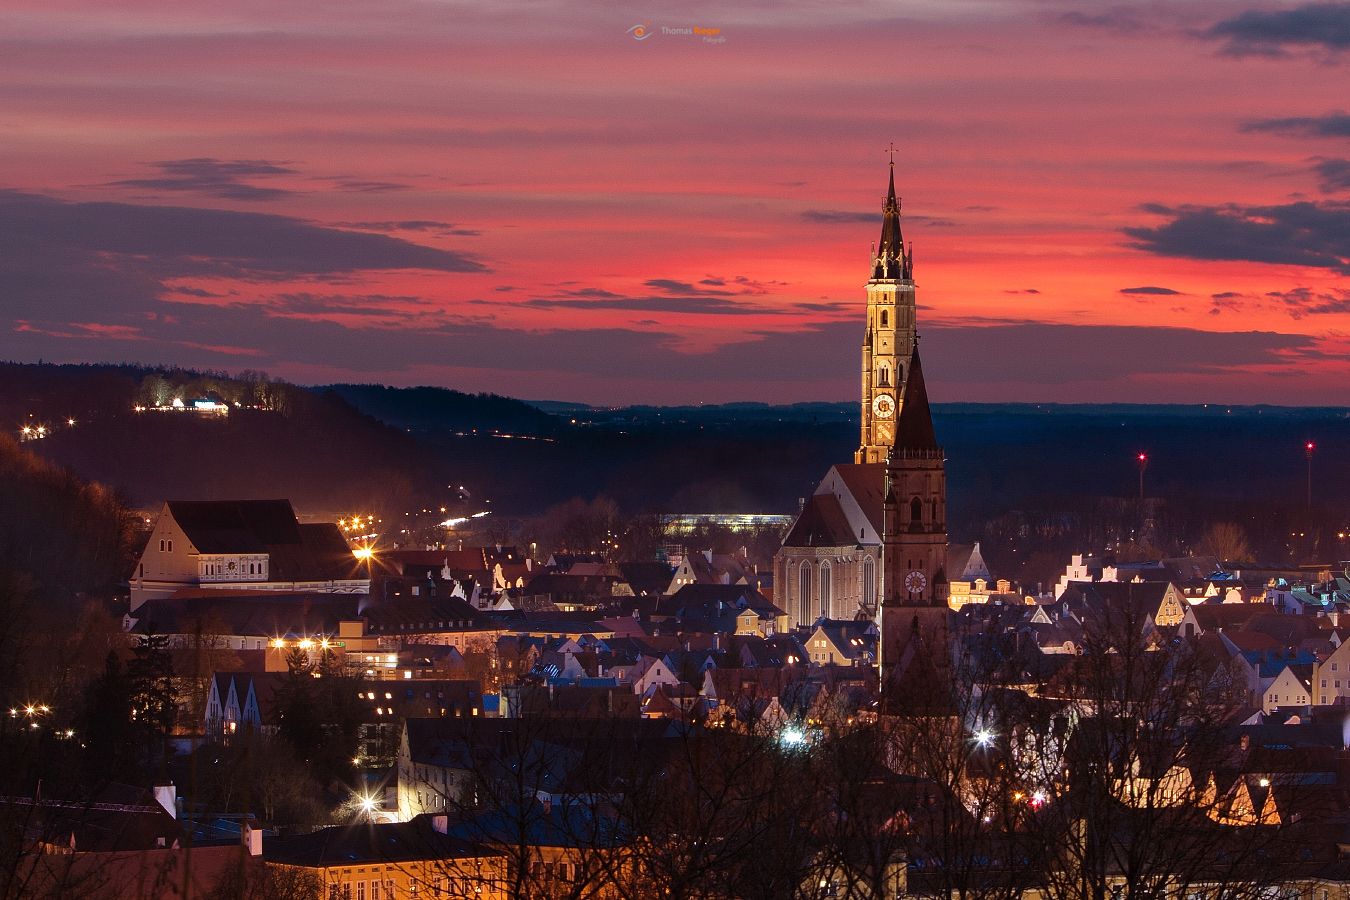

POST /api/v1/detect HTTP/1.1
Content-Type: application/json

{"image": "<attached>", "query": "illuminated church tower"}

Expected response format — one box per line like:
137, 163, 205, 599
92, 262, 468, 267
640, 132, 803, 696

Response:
856, 161, 917, 464
880, 342, 951, 697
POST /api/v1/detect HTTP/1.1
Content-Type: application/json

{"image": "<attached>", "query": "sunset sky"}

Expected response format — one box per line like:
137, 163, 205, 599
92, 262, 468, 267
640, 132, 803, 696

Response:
2, 0, 1348, 405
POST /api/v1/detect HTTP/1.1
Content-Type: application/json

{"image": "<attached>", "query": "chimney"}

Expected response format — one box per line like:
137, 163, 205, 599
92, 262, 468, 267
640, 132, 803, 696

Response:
153, 783, 177, 820
432, 814, 448, 835
242, 819, 262, 857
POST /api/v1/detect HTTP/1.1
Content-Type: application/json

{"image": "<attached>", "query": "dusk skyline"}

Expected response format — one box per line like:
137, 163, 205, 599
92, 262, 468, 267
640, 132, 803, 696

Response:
3, 0, 1348, 405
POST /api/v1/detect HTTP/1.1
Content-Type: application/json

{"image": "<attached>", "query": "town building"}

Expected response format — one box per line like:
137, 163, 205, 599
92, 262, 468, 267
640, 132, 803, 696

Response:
130, 499, 367, 609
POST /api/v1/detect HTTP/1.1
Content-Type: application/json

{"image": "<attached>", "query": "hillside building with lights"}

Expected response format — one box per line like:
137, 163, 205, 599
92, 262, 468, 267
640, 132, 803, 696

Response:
130, 499, 369, 609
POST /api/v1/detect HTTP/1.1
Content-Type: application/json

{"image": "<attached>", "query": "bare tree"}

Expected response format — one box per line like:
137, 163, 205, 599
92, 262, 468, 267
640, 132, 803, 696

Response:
1196, 522, 1253, 565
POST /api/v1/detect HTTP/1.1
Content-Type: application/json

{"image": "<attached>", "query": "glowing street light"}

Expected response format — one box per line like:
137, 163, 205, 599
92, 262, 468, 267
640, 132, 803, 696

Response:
973, 728, 995, 749
1136, 452, 1148, 501
355, 791, 381, 822
1306, 441, 1316, 511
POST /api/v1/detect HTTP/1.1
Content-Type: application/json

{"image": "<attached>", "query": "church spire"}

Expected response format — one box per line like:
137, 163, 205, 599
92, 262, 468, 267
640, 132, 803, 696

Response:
872, 161, 910, 281
894, 341, 938, 452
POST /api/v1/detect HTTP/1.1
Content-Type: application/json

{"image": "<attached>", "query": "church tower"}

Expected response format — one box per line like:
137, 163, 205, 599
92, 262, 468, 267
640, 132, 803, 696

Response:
856, 162, 917, 464
880, 342, 950, 698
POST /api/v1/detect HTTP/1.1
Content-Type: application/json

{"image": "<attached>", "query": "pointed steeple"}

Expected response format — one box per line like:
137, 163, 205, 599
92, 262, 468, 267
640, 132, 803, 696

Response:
894, 342, 938, 451
872, 162, 907, 280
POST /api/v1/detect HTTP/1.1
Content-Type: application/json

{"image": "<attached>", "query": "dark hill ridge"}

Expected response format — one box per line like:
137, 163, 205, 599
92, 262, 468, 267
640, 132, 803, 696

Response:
325, 383, 560, 436
3, 365, 1349, 570
0, 363, 454, 517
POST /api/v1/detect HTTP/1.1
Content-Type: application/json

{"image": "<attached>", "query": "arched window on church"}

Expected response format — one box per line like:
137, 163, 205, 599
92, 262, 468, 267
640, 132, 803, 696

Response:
819, 562, 832, 619
878, 366, 889, 387
880, 309, 888, 328
910, 496, 923, 524
930, 498, 938, 522
798, 561, 812, 625
862, 556, 876, 609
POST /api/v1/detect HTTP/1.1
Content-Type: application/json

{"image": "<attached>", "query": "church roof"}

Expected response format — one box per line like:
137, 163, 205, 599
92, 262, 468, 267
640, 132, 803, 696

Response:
948, 543, 992, 582
782, 493, 857, 548
831, 463, 886, 535
167, 499, 299, 553
894, 344, 938, 451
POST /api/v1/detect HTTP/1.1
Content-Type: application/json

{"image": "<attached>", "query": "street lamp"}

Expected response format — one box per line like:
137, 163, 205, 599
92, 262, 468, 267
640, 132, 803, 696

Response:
1136, 452, 1148, 501
1306, 441, 1316, 511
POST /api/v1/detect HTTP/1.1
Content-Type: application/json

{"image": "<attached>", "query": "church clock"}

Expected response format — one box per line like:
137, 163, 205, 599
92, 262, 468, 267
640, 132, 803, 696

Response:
904, 569, 927, 594
873, 394, 895, 419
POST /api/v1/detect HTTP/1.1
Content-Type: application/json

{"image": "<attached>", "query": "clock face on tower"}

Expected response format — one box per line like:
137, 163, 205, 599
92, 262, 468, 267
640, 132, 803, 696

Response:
904, 570, 927, 594
873, 393, 895, 419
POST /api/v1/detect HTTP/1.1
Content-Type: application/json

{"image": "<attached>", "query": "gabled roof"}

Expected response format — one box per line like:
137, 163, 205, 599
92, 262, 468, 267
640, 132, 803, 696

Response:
363, 595, 489, 633
162, 500, 359, 581
1243, 612, 1329, 647
948, 543, 991, 582
666, 584, 779, 613
448, 802, 627, 850
830, 463, 886, 535
167, 499, 300, 553
129, 592, 361, 638
813, 619, 879, 662
1190, 603, 1266, 632
782, 493, 858, 549
618, 562, 675, 595
271, 523, 359, 581
3, 783, 185, 853
266, 817, 494, 867
381, 548, 491, 574
1059, 580, 1174, 623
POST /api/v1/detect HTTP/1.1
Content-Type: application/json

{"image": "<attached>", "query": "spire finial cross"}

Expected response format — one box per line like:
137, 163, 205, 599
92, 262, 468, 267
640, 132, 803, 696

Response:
886, 142, 899, 165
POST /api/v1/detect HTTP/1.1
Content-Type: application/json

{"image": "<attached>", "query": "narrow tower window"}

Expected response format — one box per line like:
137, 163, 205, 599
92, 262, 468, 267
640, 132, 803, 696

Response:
878, 366, 889, 387
798, 562, 812, 625
819, 563, 832, 619
880, 310, 888, 328
910, 496, 923, 523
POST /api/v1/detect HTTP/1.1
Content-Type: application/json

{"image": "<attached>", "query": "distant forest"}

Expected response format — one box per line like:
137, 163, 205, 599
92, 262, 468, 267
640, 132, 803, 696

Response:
3, 362, 1348, 587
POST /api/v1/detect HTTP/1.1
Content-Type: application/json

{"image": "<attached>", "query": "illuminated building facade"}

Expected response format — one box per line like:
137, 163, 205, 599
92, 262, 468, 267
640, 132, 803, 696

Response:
856, 161, 917, 465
